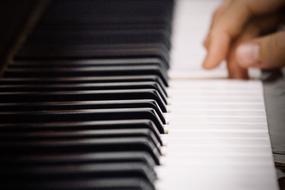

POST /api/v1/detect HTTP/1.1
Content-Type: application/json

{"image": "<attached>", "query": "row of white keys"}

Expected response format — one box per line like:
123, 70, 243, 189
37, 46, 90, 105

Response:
155, 0, 279, 189
155, 79, 278, 190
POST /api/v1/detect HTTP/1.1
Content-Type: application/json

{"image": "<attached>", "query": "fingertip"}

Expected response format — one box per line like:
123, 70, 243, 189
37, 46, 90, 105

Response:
236, 42, 260, 68
204, 32, 230, 69
202, 45, 220, 69
227, 60, 249, 80
227, 48, 249, 80
202, 55, 217, 69
202, 56, 221, 70
202, 61, 212, 69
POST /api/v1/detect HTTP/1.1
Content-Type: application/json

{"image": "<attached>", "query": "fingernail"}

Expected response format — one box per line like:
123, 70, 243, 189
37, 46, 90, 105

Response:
236, 42, 259, 67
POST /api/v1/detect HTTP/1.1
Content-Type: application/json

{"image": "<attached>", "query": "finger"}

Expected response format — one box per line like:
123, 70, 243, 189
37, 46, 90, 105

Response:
228, 13, 283, 79
203, 0, 285, 69
203, 0, 252, 69
203, 0, 233, 49
236, 31, 285, 69
227, 24, 257, 79
227, 46, 249, 79
203, 32, 230, 69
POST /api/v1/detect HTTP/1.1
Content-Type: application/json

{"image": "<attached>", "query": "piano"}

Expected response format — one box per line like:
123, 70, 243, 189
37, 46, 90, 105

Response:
0, 0, 283, 189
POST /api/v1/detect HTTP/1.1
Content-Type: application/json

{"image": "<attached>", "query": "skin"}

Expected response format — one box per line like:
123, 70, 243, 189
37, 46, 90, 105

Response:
202, 0, 285, 79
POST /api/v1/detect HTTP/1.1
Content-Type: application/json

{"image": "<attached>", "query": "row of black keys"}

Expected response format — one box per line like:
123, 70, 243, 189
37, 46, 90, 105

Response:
0, 0, 173, 189
0, 59, 168, 190
16, 0, 174, 64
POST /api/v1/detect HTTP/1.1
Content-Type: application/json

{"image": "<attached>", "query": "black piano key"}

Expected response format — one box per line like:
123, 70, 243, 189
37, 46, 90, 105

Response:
42, 0, 174, 22
0, 81, 168, 101
36, 25, 171, 41
16, 44, 170, 65
0, 119, 163, 143
11, 58, 168, 70
0, 128, 162, 151
4, 65, 168, 87
0, 89, 167, 112
0, 75, 167, 88
0, 137, 161, 165
0, 81, 168, 100
0, 99, 166, 124
0, 163, 156, 190
0, 151, 156, 168
1, 177, 154, 190
0, 108, 165, 134
24, 30, 171, 50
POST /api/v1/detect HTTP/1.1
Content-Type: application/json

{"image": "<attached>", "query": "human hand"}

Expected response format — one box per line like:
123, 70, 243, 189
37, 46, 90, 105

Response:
203, 0, 285, 79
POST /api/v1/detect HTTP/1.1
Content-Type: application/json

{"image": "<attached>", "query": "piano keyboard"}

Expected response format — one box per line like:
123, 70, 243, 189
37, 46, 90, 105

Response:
0, 0, 279, 190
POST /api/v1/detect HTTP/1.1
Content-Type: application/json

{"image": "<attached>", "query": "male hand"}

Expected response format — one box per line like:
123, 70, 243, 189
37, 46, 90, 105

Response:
203, 0, 285, 79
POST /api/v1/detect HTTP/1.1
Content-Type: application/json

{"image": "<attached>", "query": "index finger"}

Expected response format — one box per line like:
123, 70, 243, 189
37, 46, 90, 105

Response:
203, 0, 252, 69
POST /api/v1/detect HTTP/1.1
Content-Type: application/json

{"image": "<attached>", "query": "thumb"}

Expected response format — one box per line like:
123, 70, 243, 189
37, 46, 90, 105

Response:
236, 31, 285, 69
